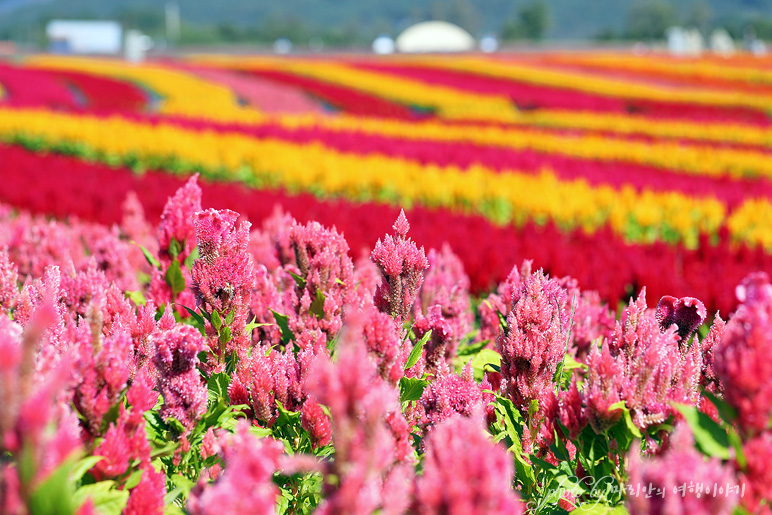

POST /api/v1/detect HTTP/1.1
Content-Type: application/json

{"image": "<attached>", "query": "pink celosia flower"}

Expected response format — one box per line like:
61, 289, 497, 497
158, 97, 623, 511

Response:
247, 206, 296, 272
478, 261, 531, 344
301, 397, 332, 449
415, 244, 474, 343
700, 314, 725, 393
421, 363, 486, 430
0, 248, 18, 313
627, 425, 738, 515
124, 465, 166, 515
187, 421, 284, 515
191, 209, 256, 357
655, 295, 707, 342
157, 174, 201, 266
414, 411, 525, 515
307, 320, 415, 514
153, 323, 207, 430
371, 210, 429, 320
498, 270, 568, 412
715, 272, 772, 436
361, 306, 404, 385
413, 305, 454, 371
584, 289, 701, 434
738, 433, 772, 513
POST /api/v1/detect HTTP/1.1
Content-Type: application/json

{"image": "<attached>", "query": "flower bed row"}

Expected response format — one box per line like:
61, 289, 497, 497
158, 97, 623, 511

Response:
2, 142, 769, 314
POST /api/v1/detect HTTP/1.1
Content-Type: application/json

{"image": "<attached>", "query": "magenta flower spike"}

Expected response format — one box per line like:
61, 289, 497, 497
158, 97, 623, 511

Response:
371, 209, 429, 320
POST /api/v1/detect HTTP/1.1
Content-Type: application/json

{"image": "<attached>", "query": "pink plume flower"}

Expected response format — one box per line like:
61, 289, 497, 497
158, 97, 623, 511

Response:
124, 465, 166, 515
191, 208, 256, 356
738, 433, 772, 513
413, 305, 454, 371
715, 272, 772, 436
0, 248, 18, 313
371, 210, 429, 320
478, 261, 531, 344
188, 421, 284, 515
420, 363, 486, 430
626, 425, 739, 515
414, 411, 525, 515
153, 324, 208, 430
157, 174, 202, 266
301, 397, 332, 449
655, 295, 708, 342
415, 244, 474, 344
498, 270, 568, 412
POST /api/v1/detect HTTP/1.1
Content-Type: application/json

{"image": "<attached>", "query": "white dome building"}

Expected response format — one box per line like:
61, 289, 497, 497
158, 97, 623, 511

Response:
395, 21, 475, 53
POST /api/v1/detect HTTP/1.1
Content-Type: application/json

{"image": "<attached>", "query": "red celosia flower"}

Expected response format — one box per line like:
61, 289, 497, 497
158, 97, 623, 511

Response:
655, 295, 707, 342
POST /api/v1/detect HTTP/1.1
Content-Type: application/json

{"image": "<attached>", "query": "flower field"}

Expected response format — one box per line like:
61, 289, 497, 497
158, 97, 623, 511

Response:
1, 52, 772, 514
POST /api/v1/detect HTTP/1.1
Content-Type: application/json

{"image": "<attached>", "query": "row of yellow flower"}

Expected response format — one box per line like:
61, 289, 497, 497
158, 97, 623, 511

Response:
21, 56, 772, 148
274, 113, 772, 181
189, 55, 520, 122
26, 56, 266, 123
3, 106, 770, 249
194, 54, 772, 115
409, 56, 772, 113
546, 53, 772, 88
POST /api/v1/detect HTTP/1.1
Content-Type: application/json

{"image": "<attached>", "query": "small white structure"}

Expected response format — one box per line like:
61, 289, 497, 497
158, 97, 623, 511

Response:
273, 38, 292, 54
666, 26, 703, 56
125, 30, 153, 63
396, 21, 475, 53
372, 34, 396, 55
710, 28, 736, 56
479, 34, 498, 53
46, 20, 122, 55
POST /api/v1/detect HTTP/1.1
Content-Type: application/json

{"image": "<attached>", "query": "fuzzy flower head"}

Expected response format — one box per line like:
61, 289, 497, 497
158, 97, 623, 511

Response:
0, 248, 19, 314
413, 305, 454, 371
414, 411, 525, 515
498, 270, 569, 412
371, 210, 429, 320
626, 425, 739, 515
715, 272, 772, 436
188, 421, 284, 515
153, 324, 208, 430
191, 209, 256, 355
655, 295, 707, 342
157, 174, 202, 265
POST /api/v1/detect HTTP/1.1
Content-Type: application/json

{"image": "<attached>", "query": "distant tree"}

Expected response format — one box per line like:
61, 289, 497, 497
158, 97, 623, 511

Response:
500, 0, 549, 41
685, 0, 713, 33
625, 0, 677, 40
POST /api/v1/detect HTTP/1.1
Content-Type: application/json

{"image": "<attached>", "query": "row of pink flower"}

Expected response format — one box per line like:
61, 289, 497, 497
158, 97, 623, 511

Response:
351, 61, 772, 126
1, 143, 770, 315
1, 172, 772, 513
175, 64, 327, 115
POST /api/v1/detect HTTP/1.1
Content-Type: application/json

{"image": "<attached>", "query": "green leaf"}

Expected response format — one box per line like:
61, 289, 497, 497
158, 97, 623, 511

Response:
289, 271, 307, 290
164, 259, 186, 297
271, 310, 294, 345
73, 481, 130, 515
469, 348, 502, 374
137, 244, 161, 269
29, 458, 76, 515
124, 290, 146, 306
704, 390, 737, 424
399, 377, 429, 402
608, 401, 642, 439
574, 504, 629, 514
674, 403, 730, 459
245, 316, 273, 335
456, 339, 489, 357
177, 304, 205, 333
208, 372, 231, 404
405, 330, 431, 370
309, 289, 326, 319
70, 456, 104, 483
225, 309, 235, 326
183, 245, 199, 270
211, 310, 223, 332
124, 469, 144, 490
168, 238, 181, 259
218, 326, 232, 346
528, 398, 540, 422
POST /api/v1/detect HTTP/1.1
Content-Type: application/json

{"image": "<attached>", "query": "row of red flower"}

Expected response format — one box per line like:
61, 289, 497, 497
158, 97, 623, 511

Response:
1, 143, 767, 314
